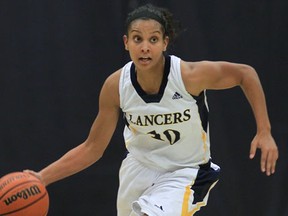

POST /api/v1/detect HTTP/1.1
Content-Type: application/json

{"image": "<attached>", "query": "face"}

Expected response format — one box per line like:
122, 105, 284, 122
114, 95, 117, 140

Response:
123, 19, 169, 71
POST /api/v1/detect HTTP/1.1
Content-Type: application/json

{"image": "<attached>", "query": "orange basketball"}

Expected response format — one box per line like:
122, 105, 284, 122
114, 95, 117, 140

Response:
0, 172, 49, 216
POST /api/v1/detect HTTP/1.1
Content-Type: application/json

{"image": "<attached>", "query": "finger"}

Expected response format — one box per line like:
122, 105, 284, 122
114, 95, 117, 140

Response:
23, 170, 41, 180
260, 149, 268, 173
270, 149, 279, 175
271, 161, 276, 175
249, 141, 257, 159
23, 169, 36, 175
23, 169, 32, 174
265, 151, 273, 176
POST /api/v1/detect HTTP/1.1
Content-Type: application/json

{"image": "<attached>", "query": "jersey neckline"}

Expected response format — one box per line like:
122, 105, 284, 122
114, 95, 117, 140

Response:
130, 55, 171, 103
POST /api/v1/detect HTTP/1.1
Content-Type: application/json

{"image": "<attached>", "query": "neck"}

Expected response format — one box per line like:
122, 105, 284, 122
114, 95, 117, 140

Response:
136, 56, 165, 94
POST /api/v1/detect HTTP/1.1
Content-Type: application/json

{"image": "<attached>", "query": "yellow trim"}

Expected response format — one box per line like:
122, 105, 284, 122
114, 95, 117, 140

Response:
202, 131, 208, 159
181, 185, 206, 216
181, 180, 219, 216
181, 185, 191, 216
188, 202, 206, 216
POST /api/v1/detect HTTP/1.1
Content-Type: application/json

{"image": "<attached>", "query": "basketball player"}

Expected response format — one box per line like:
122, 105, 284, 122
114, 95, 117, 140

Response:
25, 4, 278, 216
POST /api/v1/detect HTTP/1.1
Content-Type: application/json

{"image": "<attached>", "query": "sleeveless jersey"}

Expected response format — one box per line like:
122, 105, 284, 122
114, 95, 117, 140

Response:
119, 55, 211, 172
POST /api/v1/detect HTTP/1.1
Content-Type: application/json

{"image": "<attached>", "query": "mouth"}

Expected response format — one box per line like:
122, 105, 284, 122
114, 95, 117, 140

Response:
139, 57, 152, 63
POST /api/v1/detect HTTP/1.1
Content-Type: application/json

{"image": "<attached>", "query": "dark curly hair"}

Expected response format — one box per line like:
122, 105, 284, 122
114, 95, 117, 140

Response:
125, 4, 181, 46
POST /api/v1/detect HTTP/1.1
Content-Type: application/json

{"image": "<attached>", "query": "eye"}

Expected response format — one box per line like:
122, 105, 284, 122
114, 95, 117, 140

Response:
133, 36, 142, 43
150, 37, 158, 43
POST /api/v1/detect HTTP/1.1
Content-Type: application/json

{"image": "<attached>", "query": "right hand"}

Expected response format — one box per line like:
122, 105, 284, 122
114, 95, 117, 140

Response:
23, 169, 46, 186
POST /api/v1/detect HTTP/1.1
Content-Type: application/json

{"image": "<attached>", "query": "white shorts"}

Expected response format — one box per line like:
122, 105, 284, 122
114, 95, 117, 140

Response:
117, 154, 220, 216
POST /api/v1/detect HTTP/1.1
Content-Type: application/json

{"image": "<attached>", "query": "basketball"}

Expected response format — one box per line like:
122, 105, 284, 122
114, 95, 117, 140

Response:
0, 172, 49, 216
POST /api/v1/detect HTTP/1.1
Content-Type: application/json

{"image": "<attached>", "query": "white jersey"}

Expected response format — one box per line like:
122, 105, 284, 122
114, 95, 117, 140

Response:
119, 55, 211, 172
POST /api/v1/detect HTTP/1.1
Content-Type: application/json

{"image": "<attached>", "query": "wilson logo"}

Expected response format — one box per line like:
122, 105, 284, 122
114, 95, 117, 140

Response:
3, 185, 42, 206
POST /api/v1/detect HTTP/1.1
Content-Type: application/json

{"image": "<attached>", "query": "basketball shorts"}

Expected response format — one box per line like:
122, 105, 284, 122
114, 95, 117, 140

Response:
117, 154, 220, 216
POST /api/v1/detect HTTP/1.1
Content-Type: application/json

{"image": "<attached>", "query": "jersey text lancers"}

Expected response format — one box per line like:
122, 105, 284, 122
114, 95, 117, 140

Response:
126, 109, 191, 126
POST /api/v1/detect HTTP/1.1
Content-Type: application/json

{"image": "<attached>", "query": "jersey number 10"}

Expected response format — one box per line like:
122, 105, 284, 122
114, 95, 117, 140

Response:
147, 129, 180, 145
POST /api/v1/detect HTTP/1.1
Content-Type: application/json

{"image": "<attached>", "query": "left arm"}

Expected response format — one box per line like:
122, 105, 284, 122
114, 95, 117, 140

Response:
181, 60, 278, 176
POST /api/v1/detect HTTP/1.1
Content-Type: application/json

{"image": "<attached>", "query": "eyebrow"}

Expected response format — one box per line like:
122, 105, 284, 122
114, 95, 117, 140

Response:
130, 29, 161, 34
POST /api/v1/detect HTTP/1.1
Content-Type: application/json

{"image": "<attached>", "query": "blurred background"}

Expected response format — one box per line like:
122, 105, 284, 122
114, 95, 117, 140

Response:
0, 0, 287, 215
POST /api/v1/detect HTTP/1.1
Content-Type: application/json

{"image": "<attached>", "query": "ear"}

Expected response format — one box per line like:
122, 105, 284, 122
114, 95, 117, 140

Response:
123, 35, 128, 50
163, 36, 169, 52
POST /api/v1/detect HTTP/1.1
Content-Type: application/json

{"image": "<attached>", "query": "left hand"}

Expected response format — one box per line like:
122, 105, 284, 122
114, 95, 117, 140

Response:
249, 131, 279, 176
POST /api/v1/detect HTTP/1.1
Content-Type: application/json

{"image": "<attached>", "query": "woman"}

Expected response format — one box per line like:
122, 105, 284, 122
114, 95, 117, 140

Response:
26, 4, 278, 216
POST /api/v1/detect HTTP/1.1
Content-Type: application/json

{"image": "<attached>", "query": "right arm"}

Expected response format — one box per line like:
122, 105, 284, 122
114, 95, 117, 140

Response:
26, 70, 121, 186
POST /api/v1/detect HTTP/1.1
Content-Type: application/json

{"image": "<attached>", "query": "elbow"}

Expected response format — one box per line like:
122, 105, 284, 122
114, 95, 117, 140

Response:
240, 64, 260, 86
246, 64, 257, 74
241, 64, 257, 75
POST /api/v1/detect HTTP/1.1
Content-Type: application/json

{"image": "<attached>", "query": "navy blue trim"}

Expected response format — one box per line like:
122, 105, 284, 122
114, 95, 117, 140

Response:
191, 161, 220, 204
192, 91, 209, 132
130, 55, 171, 103
123, 112, 130, 128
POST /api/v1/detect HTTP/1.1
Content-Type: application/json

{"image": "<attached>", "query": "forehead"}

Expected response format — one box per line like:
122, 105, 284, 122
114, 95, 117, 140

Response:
128, 19, 163, 34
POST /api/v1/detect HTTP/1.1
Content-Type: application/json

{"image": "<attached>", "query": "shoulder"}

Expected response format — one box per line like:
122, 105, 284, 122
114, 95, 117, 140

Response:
181, 60, 220, 75
100, 69, 122, 107
103, 69, 122, 89
180, 60, 214, 95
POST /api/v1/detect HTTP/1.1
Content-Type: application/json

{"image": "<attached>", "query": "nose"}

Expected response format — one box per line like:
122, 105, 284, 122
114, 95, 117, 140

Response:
141, 41, 150, 53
